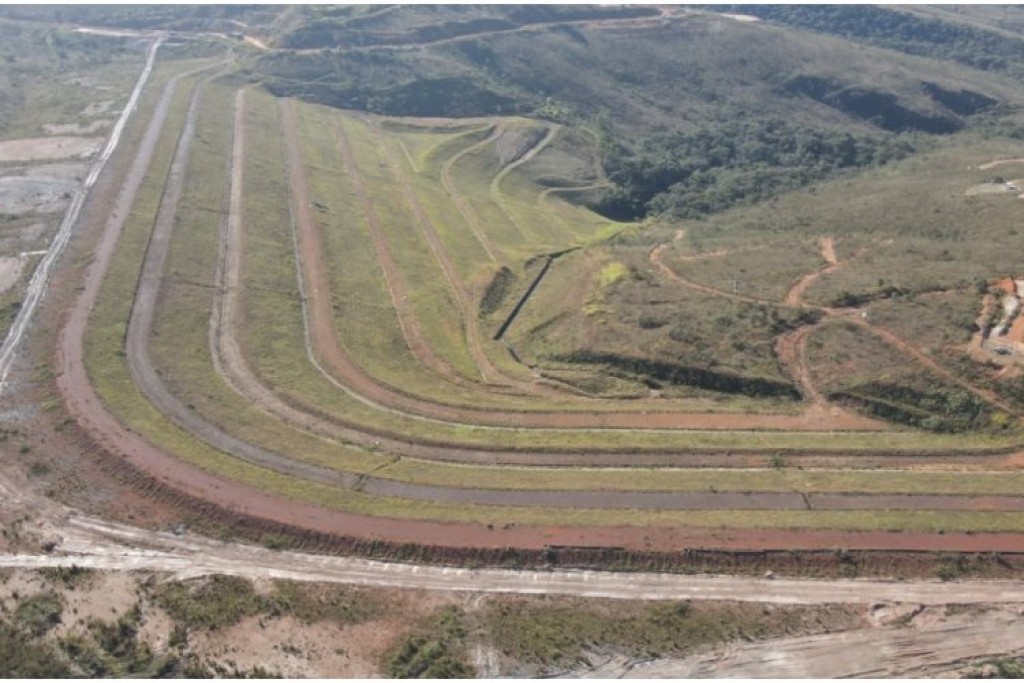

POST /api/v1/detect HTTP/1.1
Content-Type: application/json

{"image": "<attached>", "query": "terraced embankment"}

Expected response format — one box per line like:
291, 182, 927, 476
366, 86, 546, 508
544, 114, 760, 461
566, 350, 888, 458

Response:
38, 44, 1024, 555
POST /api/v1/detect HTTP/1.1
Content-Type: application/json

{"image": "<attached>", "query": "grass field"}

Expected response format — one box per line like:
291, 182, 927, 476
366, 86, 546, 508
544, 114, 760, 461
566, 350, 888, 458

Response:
0, 22, 144, 140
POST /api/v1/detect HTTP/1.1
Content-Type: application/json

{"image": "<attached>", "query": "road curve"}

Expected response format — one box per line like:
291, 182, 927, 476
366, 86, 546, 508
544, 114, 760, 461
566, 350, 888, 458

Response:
0, 36, 163, 392
48, 57, 1024, 554
124, 83, 1024, 516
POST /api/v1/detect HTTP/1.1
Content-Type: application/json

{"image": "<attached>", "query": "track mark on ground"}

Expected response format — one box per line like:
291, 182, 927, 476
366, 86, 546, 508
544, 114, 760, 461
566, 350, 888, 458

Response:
440, 123, 503, 263
489, 123, 560, 236
319, 108, 477, 390
368, 117, 526, 390
785, 236, 838, 308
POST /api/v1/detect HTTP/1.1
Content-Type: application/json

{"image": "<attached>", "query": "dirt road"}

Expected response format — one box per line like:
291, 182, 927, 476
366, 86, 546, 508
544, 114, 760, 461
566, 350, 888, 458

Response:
651, 241, 883, 430
11, 511, 1024, 604
280, 7, 679, 56
0, 36, 162, 392
653, 237, 1016, 421
489, 122, 560, 236
313, 106, 475, 389
979, 157, 1024, 170
785, 236, 838, 307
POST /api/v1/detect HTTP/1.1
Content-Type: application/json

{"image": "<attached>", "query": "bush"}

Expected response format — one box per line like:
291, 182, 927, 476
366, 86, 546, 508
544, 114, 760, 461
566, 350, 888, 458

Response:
386, 606, 473, 679
14, 591, 63, 636
153, 576, 268, 631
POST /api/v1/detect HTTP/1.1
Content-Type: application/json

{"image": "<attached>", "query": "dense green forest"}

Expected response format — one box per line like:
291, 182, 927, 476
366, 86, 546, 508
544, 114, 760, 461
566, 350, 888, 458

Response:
593, 117, 915, 220
5, 2, 1020, 226
719, 5, 1024, 77
277, 5, 658, 50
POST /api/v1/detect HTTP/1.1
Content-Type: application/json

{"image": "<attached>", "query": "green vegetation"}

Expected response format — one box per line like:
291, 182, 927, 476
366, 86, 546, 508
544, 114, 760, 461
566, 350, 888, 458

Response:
0, 623, 72, 678
0, 583, 264, 678
595, 117, 913, 220
966, 656, 1024, 678
269, 581, 384, 627
724, 5, 1024, 77
277, 5, 657, 51
482, 596, 861, 668
13, 591, 63, 637
152, 575, 268, 631
39, 565, 96, 590
386, 605, 474, 679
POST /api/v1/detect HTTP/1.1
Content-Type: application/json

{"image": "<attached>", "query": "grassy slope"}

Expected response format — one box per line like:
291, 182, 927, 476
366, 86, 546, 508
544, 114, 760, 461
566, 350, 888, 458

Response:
62, 20, 1024, 534
73, 72, 1024, 532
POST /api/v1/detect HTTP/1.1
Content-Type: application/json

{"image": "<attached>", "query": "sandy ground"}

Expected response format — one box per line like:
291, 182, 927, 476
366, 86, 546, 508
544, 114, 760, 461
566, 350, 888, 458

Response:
580, 606, 1024, 678
4, 563, 1023, 678
43, 120, 112, 136
0, 255, 30, 296
81, 100, 117, 117
0, 173, 80, 215
978, 157, 1024, 170
0, 137, 103, 163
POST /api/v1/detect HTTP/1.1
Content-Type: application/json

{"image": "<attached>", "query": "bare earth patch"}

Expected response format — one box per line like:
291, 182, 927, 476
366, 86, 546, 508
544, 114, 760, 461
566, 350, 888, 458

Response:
0, 256, 30, 296
80, 100, 117, 117
0, 137, 103, 163
43, 120, 113, 136
0, 175, 79, 214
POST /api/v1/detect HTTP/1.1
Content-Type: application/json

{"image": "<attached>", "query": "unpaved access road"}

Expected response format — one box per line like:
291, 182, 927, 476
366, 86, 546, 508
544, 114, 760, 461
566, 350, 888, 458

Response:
8, 473, 1024, 678
652, 237, 1018, 419
0, 36, 162, 392
13, 513, 1024, 606
368, 115, 525, 390
785, 236, 839, 307
572, 608, 1024, 678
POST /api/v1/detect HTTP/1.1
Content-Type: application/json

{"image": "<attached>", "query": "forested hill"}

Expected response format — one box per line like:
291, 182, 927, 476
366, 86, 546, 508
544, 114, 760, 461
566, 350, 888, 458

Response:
243, 5, 1024, 219
715, 5, 1024, 77
7, 4, 1024, 221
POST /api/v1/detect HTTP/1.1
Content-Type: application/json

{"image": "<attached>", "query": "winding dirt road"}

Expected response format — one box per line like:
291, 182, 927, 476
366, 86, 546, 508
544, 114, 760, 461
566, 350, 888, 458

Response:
652, 237, 1015, 420
489, 123, 561, 239
316, 106, 476, 390
440, 123, 503, 262
97, 82, 1024, 520
785, 236, 838, 307
0, 36, 163, 392
35, 45, 1024, 562
368, 116, 530, 390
